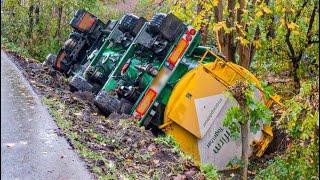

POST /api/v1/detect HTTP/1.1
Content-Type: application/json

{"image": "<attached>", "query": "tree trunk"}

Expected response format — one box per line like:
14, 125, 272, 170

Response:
292, 59, 301, 94
238, 43, 251, 68
197, 2, 209, 45
200, 25, 208, 45
55, 6, 63, 40
28, 4, 34, 38
241, 119, 249, 180
34, 4, 40, 25
214, 0, 236, 62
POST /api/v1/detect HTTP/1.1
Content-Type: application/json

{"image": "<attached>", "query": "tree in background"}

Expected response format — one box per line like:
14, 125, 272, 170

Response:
1, 0, 170, 61
171, 0, 274, 68
256, 0, 319, 93
171, 0, 319, 93
1, 0, 107, 60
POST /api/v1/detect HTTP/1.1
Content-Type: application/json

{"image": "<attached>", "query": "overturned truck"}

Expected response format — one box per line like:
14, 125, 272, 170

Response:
45, 9, 117, 76
47, 10, 282, 170
69, 13, 147, 93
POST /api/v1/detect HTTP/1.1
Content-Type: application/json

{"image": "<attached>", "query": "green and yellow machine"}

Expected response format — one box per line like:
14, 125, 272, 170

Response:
44, 10, 284, 171
132, 49, 282, 169
69, 14, 147, 93
93, 13, 202, 115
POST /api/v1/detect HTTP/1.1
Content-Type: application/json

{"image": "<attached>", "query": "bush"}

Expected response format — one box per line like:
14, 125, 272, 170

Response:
255, 142, 319, 179
256, 79, 319, 179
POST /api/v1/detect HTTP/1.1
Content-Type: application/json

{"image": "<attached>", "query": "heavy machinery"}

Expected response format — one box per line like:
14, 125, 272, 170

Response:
132, 49, 282, 170
42, 9, 283, 170
93, 13, 205, 115
45, 9, 117, 76
69, 14, 147, 93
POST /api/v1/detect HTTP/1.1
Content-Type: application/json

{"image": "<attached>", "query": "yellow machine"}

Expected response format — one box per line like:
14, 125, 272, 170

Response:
159, 50, 282, 170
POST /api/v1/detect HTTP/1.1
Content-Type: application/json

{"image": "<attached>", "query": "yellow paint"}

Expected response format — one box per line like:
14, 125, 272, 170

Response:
161, 49, 282, 165
162, 122, 201, 164
163, 63, 226, 138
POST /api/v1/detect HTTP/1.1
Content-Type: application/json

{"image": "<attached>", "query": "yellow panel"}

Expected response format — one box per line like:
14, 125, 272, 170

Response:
165, 64, 226, 138
163, 54, 278, 164
163, 122, 200, 164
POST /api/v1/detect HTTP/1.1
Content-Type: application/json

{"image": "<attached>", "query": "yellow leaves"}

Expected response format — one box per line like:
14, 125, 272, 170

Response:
242, 9, 249, 15
236, 36, 250, 46
287, 22, 299, 30
235, 2, 240, 10
292, 30, 300, 35
212, 21, 235, 33
280, 18, 286, 26
281, 7, 287, 13
235, 23, 246, 36
255, 4, 272, 18
253, 40, 262, 49
212, 21, 226, 31
262, 6, 272, 14
212, 0, 219, 6
255, 10, 263, 18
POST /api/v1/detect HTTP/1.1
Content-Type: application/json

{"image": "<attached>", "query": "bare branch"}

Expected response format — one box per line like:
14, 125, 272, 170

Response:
284, 12, 296, 59
293, 0, 310, 23
306, 3, 318, 45
283, 0, 310, 59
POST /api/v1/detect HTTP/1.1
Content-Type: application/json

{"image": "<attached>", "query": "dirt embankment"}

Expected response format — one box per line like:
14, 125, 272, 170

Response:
5, 50, 291, 179
6, 50, 204, 179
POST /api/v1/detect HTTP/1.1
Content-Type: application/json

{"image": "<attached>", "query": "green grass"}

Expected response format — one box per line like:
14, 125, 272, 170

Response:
1, 36, 31, 59
42, 97, 72, 131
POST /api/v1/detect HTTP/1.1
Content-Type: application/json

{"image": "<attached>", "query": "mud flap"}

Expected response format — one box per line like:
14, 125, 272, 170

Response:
54, 49, 70, 73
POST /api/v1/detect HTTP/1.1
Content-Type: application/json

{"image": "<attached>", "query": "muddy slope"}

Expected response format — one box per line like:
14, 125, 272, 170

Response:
6, 51, 203, 179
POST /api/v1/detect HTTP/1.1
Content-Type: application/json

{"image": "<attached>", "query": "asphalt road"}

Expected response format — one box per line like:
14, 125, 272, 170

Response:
1, 51, 93, 180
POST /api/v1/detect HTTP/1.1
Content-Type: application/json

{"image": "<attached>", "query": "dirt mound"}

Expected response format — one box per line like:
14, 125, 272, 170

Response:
6, 51, 204, 179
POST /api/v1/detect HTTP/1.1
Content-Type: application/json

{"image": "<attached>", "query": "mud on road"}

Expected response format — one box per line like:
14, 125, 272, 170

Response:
5, 51, 204, 179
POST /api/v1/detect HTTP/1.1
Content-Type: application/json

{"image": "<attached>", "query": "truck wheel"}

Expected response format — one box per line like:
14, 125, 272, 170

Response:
91, 83, 102, 95
148, 13, 166, 35
94, 91, 120, 116
69, 74, 93, 92
43, 54, 57, 67
118, 98, 133, 115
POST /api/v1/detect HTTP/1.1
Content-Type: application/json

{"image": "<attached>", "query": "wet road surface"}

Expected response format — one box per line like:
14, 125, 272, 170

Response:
1, 51, 93, 180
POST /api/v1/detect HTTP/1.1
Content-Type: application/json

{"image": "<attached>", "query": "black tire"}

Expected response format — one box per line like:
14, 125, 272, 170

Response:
43, 54, 57, 67
91, 83, 103, 95
159, 13, 185, 42
69, 74, 93, 92
118, 98, 133, 115
148, 13, 167, 35
118, 14, 139, 33
94, 91, 120, 116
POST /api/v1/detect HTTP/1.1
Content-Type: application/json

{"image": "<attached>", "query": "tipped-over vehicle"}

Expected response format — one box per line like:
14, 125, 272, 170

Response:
69, 13, 147, 93
45, 9, 117, 76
